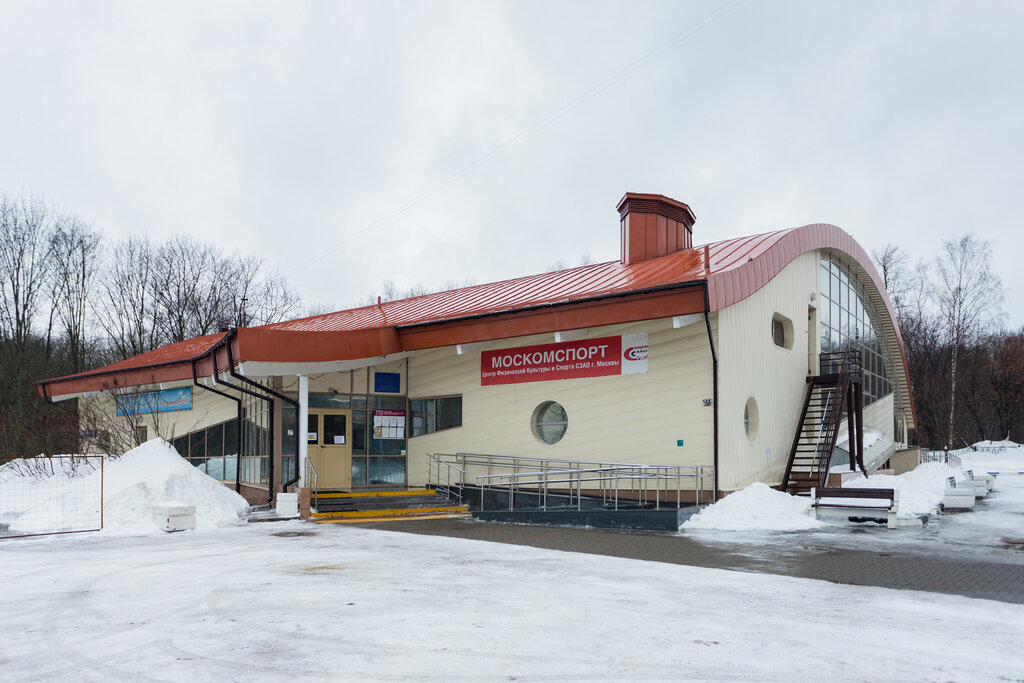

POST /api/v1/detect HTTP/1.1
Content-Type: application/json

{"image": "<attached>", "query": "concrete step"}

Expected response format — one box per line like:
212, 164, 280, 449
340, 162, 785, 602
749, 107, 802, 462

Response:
311, 504, 470, 522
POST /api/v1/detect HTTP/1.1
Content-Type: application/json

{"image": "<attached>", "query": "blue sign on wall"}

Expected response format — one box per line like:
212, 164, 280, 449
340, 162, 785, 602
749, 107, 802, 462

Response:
116, 387, 192, 416
374, 372, 401, 393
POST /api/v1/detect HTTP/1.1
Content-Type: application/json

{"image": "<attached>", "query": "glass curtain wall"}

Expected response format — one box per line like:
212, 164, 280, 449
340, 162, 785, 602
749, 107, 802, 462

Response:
285, 392, 407, 487
174, 418, 240, 481
819, 255, 893, 406
240, 388, 271, 486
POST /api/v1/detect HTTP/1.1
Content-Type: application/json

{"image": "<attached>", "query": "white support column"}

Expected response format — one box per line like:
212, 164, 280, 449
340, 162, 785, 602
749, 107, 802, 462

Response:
297, 374, 309, 488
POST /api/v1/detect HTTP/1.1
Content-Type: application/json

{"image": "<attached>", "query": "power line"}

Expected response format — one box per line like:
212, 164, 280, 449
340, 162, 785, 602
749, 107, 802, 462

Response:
298, 0, 748, 275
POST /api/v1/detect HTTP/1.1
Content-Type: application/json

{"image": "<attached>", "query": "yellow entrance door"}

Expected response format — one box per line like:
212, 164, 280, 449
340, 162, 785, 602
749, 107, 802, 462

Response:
307, 410, 352, 490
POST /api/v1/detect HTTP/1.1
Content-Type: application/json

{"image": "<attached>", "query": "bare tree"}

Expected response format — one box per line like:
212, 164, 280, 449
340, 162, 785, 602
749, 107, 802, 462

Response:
933, 235, 1004, 448
153, 235, 220, 343
50, 215, 102, 372
94, 237, 162, 360
871, 243, 913, 318
245, 268, 302, 325
0, 193, 53, 351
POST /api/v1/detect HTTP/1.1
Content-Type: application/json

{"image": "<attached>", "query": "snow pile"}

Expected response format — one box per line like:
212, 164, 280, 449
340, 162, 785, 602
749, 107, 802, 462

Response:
101, 440, 248, 534
841, 461, 958, 518
836, 429, 884, 450
1, 440, 248, 536
971, 439, 1021, 450
681, 482, 826, 531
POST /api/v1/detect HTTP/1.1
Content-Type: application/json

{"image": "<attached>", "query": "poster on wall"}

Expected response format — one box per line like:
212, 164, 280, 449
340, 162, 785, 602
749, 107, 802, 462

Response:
480, 334, 648, 386
373, 409, 406, 439
116, 387, 192, 416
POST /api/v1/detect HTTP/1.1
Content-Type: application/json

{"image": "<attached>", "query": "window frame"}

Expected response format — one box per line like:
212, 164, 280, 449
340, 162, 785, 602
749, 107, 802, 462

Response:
408, 394, 463, 438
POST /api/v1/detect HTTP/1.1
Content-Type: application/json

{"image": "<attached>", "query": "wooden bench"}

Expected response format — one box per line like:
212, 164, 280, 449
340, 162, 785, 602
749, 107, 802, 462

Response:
810, 487, 899, 529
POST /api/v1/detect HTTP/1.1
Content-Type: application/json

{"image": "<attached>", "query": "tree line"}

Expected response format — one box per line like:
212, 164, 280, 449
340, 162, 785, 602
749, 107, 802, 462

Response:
0, 192, 303, 461
872, 235, 1023, 449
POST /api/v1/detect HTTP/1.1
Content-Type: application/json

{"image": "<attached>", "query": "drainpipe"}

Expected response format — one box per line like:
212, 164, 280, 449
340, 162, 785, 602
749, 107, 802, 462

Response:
702, 282, 719, 500
191, 359, 242, 494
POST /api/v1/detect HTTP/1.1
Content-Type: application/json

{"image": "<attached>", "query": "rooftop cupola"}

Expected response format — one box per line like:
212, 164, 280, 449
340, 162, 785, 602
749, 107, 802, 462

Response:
616, 192, 696, 265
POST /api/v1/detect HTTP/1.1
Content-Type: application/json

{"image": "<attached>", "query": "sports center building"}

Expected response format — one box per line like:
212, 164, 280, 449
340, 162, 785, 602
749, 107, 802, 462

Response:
38, 193, 915, 510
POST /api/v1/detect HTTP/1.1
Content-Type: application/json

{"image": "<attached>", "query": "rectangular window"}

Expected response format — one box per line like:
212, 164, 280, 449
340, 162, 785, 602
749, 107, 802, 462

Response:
410, 398, 435, 437
409, 396, 462, 437
369, 396, 406, 455
224, 418, 239, 457
436, 396, 462, 431
368, 457, 406, 485
207, 423, 224, 459
352, 410, 367, 454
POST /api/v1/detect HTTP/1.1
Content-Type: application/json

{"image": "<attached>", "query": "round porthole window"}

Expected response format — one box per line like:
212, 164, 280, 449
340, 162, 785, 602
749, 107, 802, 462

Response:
744, 397, 759, 442
533, 401, 568, 445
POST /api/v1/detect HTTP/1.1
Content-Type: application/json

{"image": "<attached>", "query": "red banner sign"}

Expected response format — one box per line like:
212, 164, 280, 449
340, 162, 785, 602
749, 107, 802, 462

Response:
480, 334, 648, 386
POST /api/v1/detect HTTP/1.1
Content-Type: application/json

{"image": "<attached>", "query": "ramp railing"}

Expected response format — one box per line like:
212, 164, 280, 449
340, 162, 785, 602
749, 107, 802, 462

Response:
427, 452, 714, 511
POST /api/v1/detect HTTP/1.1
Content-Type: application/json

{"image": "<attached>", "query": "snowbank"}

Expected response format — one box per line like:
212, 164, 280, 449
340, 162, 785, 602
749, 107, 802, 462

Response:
962, 440, 1024, 473
841, 461, 958, 518
680, 482, 826, 531
971, 439, 1022, 450
1, 440, 248, 536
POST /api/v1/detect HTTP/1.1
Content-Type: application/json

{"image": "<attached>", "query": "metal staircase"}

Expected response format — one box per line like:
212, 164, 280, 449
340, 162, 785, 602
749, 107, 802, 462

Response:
782, 348, 866, 495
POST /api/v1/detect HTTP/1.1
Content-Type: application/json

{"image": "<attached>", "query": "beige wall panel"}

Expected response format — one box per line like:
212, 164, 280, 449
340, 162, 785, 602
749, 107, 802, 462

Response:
78, 380, 238, 452
717, 252, 819, 491
407, 317, 715, 487
279, 372, 351, 395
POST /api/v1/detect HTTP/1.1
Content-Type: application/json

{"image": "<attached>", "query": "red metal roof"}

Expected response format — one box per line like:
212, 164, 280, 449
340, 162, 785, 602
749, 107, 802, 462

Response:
254, 228, 791, 334
37, 332, 229, 395
36, 222, 914, 430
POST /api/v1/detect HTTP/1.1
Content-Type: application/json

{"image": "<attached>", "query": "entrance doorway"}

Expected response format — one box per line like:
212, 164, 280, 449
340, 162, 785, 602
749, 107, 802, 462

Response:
307, 409, 352, 490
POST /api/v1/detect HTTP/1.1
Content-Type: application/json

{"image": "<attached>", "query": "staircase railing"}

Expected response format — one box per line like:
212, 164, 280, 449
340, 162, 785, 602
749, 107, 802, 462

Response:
783, 347, 862, 493
815, 347, 860, 487
427, 453, 466, 503
427, 452, 714, 511
304, 458, 319, 512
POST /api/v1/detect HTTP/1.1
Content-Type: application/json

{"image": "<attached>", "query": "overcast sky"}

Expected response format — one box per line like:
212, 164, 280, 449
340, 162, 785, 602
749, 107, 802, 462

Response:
2, 1, 1022, 325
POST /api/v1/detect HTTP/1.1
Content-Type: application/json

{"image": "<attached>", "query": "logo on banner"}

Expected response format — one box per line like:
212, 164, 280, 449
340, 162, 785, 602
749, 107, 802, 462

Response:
623, 345, 648, 361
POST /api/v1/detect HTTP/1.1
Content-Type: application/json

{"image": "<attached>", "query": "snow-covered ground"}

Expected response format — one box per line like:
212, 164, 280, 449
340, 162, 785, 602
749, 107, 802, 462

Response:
681, 444, 1024, 564
2, 442, 1023, 680
2, 519, 1022, 681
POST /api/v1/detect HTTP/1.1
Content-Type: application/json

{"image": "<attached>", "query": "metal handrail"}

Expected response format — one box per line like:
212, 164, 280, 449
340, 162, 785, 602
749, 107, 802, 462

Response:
304, 458, 319, 511
428, 452, 713, 512
427, 453, 466, 503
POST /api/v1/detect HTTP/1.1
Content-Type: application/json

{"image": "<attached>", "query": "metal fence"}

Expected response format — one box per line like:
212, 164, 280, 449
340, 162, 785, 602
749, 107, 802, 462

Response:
0, 455, 104, 539
921, 450, 962, 468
